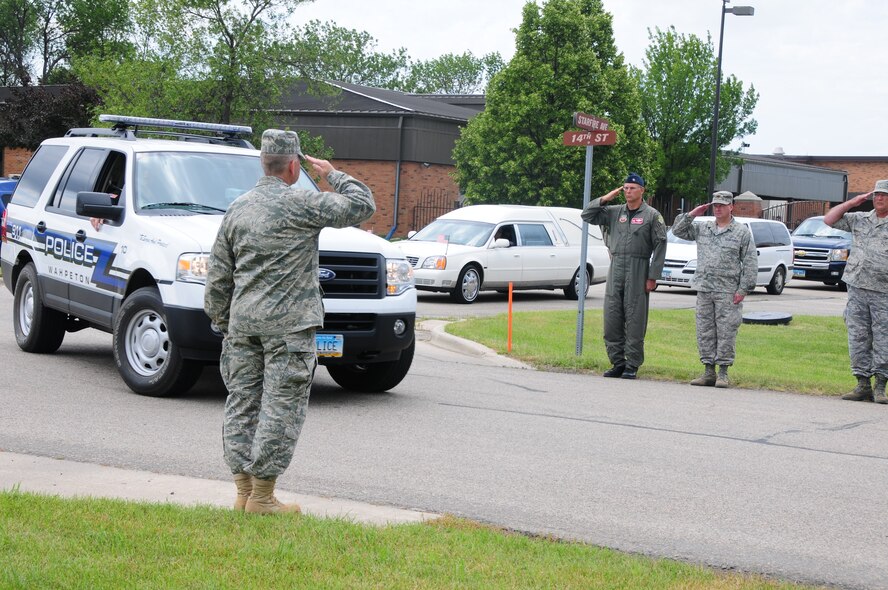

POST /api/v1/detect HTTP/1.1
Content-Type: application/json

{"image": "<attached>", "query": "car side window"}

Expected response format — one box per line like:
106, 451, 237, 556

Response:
10, 145, 69, 208
51, 148, 110, 213
517, 223, 554, 247
493, 224, 517, 246
770, 223, 791, 246
749, 222, 774, 248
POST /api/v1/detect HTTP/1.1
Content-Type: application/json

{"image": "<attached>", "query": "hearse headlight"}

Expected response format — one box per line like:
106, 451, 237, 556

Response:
177, 253, 210, 284
421, 255, 447, 270
386, 258, 415, 296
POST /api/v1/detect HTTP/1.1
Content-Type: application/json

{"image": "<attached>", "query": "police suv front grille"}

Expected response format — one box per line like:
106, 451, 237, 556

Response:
323, 313, 376, 331
319, 251, 384, 299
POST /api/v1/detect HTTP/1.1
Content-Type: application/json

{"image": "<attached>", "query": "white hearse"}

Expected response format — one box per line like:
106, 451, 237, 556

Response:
401, 204, 610, 303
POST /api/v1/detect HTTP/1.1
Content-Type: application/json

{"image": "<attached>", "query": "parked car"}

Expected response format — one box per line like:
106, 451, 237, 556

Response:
657, 216, 793, 295
0, 176, 17, 217
401, 205, 610, 303
790, 215, 851, 288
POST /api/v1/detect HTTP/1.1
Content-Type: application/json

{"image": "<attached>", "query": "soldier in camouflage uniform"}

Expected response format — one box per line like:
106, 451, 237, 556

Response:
204, 129, 375, 513
824, 179, 888, 403
672, 191, 757, 388
582, 173, 667, 380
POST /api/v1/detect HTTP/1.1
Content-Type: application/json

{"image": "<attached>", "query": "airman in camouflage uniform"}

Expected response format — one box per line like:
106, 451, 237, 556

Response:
204, 129, 375, 512
582, 173, 667, 380
824, 179, 888, 403
672, 191, 757, 388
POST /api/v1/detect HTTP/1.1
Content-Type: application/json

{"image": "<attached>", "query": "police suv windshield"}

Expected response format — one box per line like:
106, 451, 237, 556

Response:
134, 151, 318, 212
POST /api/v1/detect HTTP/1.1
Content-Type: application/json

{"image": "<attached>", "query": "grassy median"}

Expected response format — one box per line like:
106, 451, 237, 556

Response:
0, 490, 821, 589
446, 309, 850, 395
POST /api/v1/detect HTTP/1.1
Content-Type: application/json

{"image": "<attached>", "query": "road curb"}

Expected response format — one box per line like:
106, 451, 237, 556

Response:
416, 319, 531, 369
0, 451, 439, 526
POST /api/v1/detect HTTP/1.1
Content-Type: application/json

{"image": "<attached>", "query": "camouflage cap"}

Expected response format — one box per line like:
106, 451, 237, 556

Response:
873, 179, 888, 195
711, 190, 734, 205
260, 129, 304, 157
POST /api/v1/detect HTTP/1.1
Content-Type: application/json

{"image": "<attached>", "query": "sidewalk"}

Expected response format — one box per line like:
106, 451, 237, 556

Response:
1, 321, 513, 524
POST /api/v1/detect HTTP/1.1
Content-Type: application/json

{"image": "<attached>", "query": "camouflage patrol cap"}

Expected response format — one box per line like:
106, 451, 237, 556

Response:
711, 190, 734, 205
873, 179, 888, 195
261, 129, 304, 157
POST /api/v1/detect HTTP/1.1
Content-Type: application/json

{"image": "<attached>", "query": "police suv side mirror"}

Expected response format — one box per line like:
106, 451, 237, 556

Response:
76, 192, 124, 220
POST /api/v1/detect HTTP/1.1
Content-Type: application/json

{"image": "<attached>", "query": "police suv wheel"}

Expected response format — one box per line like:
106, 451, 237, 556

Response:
113, 287, 201, 397
13, 263, 66, 353
326, 339, 415, 393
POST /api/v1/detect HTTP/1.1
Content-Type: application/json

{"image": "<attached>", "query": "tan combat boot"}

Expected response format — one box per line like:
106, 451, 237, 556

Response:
233, 473, 252, 511
245, 477, 301, 515
842, 376, 873, 402
873, 375, 887, 404
714, 365, 730, 389
690, 364, 716, 386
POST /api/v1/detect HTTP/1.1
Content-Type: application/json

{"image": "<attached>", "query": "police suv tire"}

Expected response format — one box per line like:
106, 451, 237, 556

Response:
450, 265, 481, 304
112, 287, 201, 397
326, 339, 415, 393
563, 266, 591, 300
13, 263, 66, 353
765, 266, 786, 295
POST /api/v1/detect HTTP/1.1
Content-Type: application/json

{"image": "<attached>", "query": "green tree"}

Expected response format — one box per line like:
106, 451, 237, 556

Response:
453, 0, 653, 208
406, 52, 504, 94
0, 0, 39, 85
635, 26, 758, 207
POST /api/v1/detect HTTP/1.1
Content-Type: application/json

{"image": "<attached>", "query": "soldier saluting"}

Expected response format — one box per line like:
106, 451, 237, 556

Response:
205, 129, 375, 513
582, 173, 667, 380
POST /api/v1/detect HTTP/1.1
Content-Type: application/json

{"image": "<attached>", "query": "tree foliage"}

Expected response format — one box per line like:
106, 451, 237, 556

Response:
635, 26, 758, 205
0, 82, 100, 148
453, 0, 653, 208
0, 0, 38, 85
406, 52, 504, 94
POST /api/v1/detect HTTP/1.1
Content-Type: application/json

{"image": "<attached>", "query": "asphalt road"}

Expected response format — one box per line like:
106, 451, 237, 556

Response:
2, 284, 887, 589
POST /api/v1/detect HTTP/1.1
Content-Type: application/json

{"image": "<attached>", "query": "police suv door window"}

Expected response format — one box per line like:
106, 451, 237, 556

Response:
52, 148, 109, 214
12, 145, 69, 208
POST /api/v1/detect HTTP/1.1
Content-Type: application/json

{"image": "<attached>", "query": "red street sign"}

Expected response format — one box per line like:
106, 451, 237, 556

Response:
562, 130, 617, 146
573, 112, 610, 131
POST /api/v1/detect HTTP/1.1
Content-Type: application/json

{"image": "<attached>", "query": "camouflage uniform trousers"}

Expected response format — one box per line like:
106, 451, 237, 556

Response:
695, 291, 743, 366
221, 329, 317, 480
844, 285, 888, 378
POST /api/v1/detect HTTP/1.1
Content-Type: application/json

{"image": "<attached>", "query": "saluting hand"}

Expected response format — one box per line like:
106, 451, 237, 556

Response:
600, 186, 622, 202
304, 154, 334, 178
689, 203, 710, 217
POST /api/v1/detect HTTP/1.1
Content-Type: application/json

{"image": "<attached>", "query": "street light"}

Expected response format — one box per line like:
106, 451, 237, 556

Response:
708, 0, 754, 196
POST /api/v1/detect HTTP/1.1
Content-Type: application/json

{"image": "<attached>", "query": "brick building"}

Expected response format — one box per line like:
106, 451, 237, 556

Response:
272, 82, 482, 238
779, 155, 888, 196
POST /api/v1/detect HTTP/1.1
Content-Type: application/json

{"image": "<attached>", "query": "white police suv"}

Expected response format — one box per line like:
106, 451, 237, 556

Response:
0, 115, 416, 396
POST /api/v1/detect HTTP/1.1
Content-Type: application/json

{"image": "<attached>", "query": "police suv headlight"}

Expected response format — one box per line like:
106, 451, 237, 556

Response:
420, 255, 446, 270
386, 258, 415, 296
829, 249, 849, 261
177, 253, 210, 283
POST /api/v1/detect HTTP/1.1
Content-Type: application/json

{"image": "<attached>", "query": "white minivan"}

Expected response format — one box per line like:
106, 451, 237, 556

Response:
402, 204, 611, 303
657, 216, 794, 295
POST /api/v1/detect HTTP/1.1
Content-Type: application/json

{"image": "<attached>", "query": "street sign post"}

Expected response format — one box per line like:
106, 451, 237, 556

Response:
566, 113, 617, 356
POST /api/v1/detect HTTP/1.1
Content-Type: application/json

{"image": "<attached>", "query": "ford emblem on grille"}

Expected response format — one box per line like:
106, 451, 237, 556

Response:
318, 268, 336, 282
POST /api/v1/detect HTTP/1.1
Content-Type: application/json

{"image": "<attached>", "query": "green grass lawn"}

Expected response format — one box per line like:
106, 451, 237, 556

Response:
446, 309, 851, 395
0, 490, 822, 589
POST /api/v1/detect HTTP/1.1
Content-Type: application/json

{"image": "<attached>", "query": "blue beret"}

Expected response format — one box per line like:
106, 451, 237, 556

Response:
624, 172, 645, 187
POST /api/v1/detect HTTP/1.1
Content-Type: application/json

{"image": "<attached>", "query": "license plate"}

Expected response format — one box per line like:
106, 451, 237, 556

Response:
793, 269, 805, 278
661, 269, 672, 278
316, 334, 343, 357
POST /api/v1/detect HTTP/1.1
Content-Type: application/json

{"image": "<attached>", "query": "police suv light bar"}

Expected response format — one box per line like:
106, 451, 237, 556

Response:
98, 114, 252, 136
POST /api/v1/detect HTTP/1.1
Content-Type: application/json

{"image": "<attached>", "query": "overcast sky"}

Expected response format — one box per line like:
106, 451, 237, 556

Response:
294, 0, 887, 158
